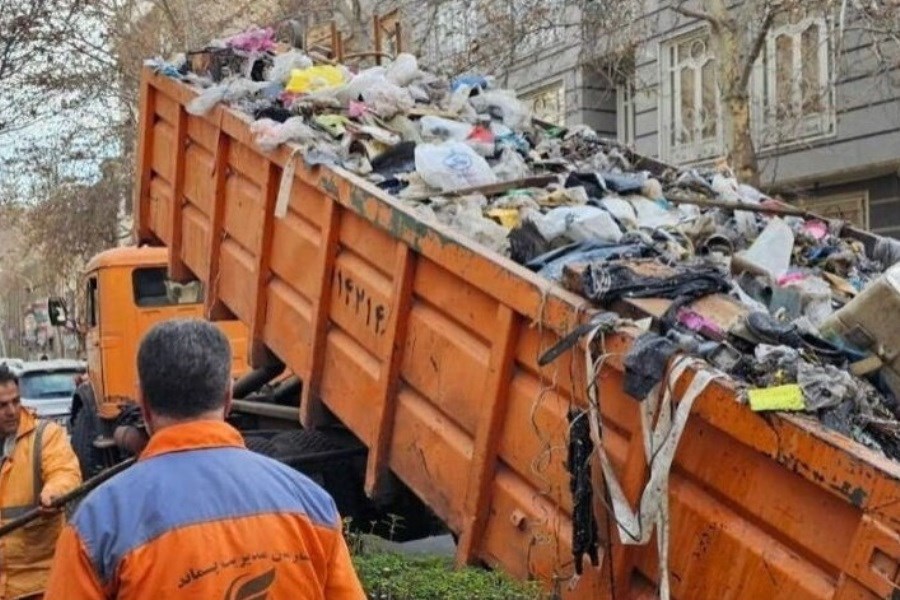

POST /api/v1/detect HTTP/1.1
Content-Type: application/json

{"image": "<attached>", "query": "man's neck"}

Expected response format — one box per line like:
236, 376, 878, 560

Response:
147, 410, 226, 435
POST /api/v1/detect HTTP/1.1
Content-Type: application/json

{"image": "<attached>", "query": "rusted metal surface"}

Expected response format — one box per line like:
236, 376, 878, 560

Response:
135, 68, 900, 599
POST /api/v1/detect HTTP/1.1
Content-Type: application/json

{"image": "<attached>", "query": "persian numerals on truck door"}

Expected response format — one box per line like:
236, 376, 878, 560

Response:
334, 267, 388, 336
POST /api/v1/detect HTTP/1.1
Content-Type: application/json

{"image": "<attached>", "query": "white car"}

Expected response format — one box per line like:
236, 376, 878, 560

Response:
17, 360, 86, 429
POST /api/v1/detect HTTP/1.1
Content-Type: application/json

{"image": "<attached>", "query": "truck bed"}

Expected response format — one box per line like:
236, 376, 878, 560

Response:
135, 68, 900, 599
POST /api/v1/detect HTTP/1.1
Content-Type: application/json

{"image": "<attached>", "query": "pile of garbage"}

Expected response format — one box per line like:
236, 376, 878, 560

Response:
147, 27, 900, 460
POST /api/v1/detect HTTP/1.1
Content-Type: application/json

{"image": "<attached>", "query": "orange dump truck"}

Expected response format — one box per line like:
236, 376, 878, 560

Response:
134, 67, 900, 599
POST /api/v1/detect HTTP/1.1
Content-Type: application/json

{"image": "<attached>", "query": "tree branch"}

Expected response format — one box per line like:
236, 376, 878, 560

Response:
672, 1, 722, 29
739, 7, 776, 90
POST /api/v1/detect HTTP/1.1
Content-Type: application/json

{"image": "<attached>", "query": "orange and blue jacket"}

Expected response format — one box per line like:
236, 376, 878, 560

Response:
0, 409, 81, 600
45, 420, 365, 600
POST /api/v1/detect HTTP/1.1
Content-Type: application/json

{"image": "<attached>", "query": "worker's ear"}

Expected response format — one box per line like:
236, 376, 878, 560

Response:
136, 386, 155, 435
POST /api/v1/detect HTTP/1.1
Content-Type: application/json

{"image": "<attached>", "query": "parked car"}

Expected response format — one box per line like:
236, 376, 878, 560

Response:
17, 359, 86, 429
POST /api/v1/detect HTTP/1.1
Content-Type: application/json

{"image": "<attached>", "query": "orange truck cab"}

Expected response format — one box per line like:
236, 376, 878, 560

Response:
71, 246, 250, 476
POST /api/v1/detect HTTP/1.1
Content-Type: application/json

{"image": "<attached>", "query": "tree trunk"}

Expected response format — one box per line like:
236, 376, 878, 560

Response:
705, 6, 762, 187
723, 92, 760, 186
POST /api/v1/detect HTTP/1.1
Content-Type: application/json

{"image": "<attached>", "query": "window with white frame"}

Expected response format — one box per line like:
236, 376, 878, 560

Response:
660, 30, 721, 163
522, 82, 566, 126
617, 80, 636, 146
755, 14, 835, 147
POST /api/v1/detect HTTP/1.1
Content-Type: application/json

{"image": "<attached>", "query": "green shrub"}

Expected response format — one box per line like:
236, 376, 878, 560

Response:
353, 551, 544, 600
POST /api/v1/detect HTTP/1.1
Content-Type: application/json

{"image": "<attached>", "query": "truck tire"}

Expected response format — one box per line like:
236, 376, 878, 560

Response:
270, 429, 341, 457
244, 436, 280, 458
72, 406, 105, 480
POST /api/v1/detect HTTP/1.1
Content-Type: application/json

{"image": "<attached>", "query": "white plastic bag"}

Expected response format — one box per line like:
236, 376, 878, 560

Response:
492, 148, 529, 181
336, 67, 387, 104
250, 117, 318, 152
385, 53, 420, 86
531, 206, 623, 244
469, 89, 531, 129
360, 79, 415, 118
186, 79, 270, 116
629, 197, 681, 229
414, 142, 497, 192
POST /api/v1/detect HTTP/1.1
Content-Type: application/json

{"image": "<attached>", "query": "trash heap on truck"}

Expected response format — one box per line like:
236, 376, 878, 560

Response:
147, 24, 900, 463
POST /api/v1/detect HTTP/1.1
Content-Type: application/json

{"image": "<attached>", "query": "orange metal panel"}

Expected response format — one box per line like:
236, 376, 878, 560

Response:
269, 208, 322, 302
262, 278, 313, 372
223, 174, 264, 255
412, 257, 499, 343
400, 302, 489, 436
318, 329, 380, 442
153, 90, 179, 125
183, 142, 215, 217
147, 177, 172, 244
150, 120, 174, 183
181, 204, 211, 279
218, 239, 255, 323
388, 385, 473, 532
328, 250, 394, 358
285, 175, 331, 228
186, 112, 219, 153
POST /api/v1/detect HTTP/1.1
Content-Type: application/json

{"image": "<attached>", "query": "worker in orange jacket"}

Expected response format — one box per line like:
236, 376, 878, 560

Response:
46, 319, 365, 599
0, 365, 82, 600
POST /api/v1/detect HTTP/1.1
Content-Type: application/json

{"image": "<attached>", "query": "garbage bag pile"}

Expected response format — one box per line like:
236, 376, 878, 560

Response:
147, 29, 900, 460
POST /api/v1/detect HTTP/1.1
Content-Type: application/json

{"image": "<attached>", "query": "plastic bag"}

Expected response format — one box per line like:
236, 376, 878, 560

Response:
250, 117, 318, 152
531, 206, 623, 244
269, 50, 313, 84
470, 89, 531, 129
445, 203, 510, 255
385, 53, 420, 86
420, 116, 474, 142
186, 79, 269, 116
186, 85, 228, 115
599, 196, 638, 229
629, 197, 680, 229
492, 148, 529, 181
361, 79, 414, 118
225, 27, 276, 53
414, 142, 497, 192
286, 65, 345, 93
336, 67, 387, 104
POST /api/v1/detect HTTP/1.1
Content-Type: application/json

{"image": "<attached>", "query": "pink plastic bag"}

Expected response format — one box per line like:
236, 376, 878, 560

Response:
225, 27, 276, 53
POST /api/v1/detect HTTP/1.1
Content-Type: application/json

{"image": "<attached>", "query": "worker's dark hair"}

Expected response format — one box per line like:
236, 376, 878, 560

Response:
137, 319, 232, 419
0, 365, 18, 387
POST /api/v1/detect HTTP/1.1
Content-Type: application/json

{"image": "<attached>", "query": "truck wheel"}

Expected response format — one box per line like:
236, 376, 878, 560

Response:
72, 407, 105, 479
244, 436, 279, 458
